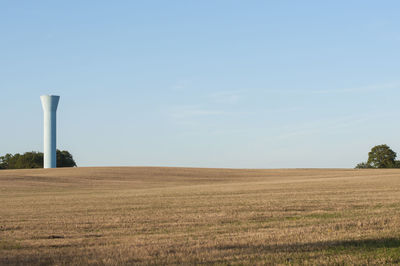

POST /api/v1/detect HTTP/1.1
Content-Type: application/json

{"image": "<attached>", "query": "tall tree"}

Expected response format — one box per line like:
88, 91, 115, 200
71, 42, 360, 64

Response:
367, 144, 397, 168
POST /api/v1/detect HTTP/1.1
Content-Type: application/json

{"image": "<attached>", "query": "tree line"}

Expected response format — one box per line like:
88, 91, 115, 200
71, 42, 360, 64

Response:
0, 150, 76, 169
1, 145, 398, 169
355, 144, 400, 169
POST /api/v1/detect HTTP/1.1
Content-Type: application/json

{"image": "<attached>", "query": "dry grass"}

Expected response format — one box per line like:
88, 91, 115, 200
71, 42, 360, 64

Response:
1, 167, 400, 265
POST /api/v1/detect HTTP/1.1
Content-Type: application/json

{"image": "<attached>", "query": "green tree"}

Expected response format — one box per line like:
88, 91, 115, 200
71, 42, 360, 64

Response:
355, 162, 372, 169
367, 144, 397, 168
0, 150, 77, 169
56, 150, 77, 167
0, 153, 13, 169
15, 152, 43, 168
7, 153, 21, 169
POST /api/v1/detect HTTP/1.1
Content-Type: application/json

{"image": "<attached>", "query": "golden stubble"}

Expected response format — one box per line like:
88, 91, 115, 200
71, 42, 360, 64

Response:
0, 167, 400, 265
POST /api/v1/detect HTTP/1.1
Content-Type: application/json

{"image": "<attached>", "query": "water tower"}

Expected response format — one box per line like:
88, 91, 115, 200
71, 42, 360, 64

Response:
40, 95, 60, 168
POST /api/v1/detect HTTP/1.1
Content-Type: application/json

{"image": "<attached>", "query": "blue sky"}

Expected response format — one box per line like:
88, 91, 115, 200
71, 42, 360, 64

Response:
1, 1, 400, 168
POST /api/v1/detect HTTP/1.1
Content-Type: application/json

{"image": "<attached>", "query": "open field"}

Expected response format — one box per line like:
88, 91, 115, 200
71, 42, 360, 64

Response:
1, 167, 400, 265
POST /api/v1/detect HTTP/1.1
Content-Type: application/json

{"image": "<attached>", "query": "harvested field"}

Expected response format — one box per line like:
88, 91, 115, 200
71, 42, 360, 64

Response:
1, 167, 400, 265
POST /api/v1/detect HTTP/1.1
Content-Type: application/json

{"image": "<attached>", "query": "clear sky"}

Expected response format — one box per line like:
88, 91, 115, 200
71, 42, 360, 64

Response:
1, 1, 400, 168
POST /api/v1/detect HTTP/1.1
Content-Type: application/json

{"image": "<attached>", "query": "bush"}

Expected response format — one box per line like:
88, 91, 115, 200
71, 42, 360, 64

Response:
355, 162, 372, 169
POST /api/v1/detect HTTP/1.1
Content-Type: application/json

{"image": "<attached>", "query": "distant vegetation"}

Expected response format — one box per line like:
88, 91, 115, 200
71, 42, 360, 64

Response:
0, 150, 76, 169
356, 144, 400, 169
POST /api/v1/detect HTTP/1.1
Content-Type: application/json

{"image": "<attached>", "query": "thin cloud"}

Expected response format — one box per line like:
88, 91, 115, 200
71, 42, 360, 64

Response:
171, 79, 192, 91
310, 82, 400, 94
276, 113, 389, 140
208, 90, 243, 104
254, 82, 400, 95
168, 105, 232, 119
